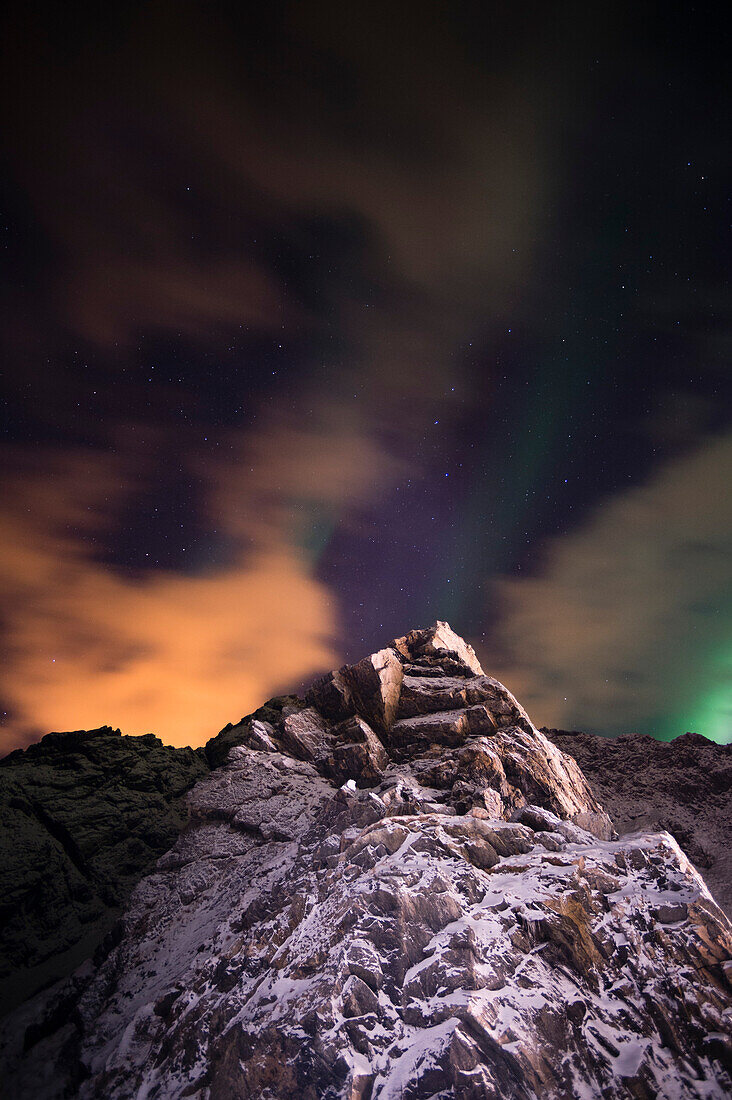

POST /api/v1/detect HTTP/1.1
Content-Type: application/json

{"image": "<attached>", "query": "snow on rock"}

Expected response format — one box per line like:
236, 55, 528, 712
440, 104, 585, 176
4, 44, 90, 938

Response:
1, 622, 730, 1099
542, 727, 732, 919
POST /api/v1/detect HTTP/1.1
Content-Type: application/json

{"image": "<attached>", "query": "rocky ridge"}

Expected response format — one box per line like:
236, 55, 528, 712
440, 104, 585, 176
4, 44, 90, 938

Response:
0, 698, 309, 1014
1, 622, 730, 1098
0, 728, 208, 1013
542, 728, 732, 920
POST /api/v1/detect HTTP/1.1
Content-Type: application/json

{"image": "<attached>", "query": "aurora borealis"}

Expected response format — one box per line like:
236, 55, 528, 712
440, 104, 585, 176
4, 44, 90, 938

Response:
1, 2, 730, 752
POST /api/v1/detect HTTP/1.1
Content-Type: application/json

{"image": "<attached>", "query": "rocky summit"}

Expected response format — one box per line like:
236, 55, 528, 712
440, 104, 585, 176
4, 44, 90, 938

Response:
1, 623, 731, 1099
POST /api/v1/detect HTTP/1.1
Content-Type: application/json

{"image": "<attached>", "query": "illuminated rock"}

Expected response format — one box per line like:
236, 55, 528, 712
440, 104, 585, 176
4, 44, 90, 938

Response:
0, 624, 730, 1098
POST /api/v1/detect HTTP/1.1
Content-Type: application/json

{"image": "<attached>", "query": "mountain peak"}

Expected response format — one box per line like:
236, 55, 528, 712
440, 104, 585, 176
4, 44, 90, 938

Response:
391, 620, 485, 676
1, 624, 731, 1098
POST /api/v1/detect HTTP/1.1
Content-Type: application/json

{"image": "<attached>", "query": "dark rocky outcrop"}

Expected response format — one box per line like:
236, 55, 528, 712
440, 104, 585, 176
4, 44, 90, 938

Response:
542, 727, 732, 918
204, 695, 305, 769
0, 695, 314, 1016
0, 728, 209, 1014
0, 622, 729, 1099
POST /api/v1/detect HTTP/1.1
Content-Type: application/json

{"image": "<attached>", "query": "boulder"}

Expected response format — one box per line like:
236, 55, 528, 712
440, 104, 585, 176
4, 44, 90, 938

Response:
327, 717, 389, 787
280, 707, 334, 764
305, 669, 355, 722
340, 647, 404, 732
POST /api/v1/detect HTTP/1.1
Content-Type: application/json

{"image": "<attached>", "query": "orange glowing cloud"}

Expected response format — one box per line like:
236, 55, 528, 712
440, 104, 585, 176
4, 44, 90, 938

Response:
0, 419, 404, 755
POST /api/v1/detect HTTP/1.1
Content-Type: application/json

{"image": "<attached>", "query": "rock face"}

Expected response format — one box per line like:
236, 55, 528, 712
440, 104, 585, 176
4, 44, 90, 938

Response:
0, 622, 730, 1099
0, 727, 208, 1013
542, 728, 732, 920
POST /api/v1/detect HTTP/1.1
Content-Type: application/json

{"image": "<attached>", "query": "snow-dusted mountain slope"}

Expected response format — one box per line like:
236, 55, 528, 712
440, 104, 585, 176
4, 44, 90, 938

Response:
1, 623, 730, 1098
542, 728, 732, 920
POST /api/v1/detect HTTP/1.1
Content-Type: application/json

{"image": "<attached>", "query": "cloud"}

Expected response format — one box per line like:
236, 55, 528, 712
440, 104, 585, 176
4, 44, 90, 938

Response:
8, 2, 713, 753
0, 416, 404, 754
488, 431, 732, 742
1, 1, 557, 365
66, 259, 286, 349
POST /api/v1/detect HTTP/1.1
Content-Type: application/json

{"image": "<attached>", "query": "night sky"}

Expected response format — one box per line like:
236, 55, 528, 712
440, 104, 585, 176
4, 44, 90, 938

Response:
1, 2, 730, 753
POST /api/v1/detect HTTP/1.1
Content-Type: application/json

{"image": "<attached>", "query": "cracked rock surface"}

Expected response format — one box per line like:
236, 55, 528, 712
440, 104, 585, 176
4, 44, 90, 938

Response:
1, 623, 730, 1098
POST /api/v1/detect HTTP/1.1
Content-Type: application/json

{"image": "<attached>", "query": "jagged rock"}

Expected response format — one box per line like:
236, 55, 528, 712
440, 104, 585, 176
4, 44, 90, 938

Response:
280, 706, 334, 763
397, 673, 472, 717
0, 694, 302, 1015
409, 725, 614, 840
340, 647, 404, 733
389, 707, 474, 750
0, 727, 208, 1015
305, 669, 355, 722
327, 717, 389, 787
396, 672, 526, 728
0, 622, 729, 1100
543, 728, 732, 918
3, 743, 728, 1099
204, 695, 302, 768
189, 748, 333, 844
393, 620, 484, 676
247, 719, 278, 752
